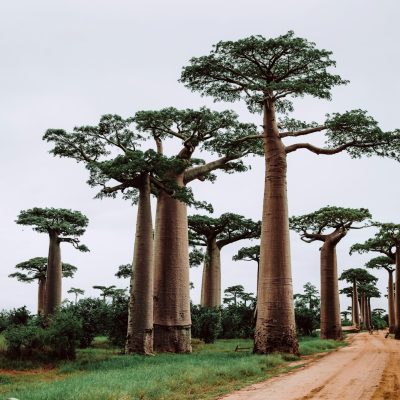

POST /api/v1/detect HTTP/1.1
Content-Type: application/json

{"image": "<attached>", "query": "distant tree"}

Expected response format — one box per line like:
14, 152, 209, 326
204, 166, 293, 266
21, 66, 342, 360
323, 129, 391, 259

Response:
67, 287, 85, 305
365, 256, 395, 333
294, 283, 320, 336
181, 31, 400, 354
9, 257, 77, 315
339, 268, 376, 329
93, 285, 117, 302
16, 208, 88, 315
340, 310, 351, 321
290, 206, 371, 339
115, 264, 132, 280
223, 285, 246, 306
351, 223, 400, 338
358, 282, 380, 330
188, 213, 260, 307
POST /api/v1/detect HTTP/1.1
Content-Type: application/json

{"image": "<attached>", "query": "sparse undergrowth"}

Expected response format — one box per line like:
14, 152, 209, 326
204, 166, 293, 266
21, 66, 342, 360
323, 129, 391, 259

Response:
0, 336, 346, 400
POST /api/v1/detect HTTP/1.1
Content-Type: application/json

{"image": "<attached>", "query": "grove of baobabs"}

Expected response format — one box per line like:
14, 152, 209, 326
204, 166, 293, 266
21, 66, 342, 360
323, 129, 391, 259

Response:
2, 7, 400, 400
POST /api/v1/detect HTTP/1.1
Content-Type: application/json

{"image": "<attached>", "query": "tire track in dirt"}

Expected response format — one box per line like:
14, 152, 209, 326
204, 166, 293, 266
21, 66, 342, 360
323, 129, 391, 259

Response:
219, 332, 400, 400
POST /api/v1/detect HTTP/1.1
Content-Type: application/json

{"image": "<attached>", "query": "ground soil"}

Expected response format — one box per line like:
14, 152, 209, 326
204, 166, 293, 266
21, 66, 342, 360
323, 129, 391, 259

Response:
219, 332, 400, 400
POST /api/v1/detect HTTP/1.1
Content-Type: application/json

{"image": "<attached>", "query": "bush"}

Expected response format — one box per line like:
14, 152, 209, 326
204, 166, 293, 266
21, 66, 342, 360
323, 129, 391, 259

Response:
105, 294, 129, 348
68, 298, 109, 348
220, 304, 254, 339
3, 319, 46, 357
295, 307, 319, 336
46, 310, 83, 359
191, 305, 222, 343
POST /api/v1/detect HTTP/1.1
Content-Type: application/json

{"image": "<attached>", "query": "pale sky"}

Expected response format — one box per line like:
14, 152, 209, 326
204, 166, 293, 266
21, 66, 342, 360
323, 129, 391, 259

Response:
1, 0, 399, 314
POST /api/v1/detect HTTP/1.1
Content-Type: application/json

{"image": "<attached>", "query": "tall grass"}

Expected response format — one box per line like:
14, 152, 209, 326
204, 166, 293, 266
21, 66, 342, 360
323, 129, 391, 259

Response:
1, 337, 345, 400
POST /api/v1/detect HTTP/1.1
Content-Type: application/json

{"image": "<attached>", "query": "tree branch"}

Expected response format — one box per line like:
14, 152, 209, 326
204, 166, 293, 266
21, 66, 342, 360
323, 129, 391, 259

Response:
279, 126, 326, 138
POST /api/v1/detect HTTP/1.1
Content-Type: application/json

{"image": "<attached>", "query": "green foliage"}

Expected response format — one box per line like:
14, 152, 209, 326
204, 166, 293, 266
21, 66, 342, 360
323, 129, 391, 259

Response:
105, 293, 129, 348
189, 247, 205, 267
290, 206, 371, 238
191, 305, 222, 343
188, 213, 261, 248
115, 263, 132, 279
46, 310, 83, 359
365, 255, 395, 271
180, 31, 347, 113
294, 283, 320, 336
220, 304, 254, 339
67, 298, 109, 348
233, 245, 260, 263
339, 268, 377, 284
10, 257, 77, 283
16, 207, 89, 238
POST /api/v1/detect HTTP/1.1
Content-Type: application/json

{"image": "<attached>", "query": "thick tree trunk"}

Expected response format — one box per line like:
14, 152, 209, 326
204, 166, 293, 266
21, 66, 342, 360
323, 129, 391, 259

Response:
360, 294, 367, 330
38, 278, 46, 315
153, 174, 192, 352
44, 232, 62, 315
200, 239, 221, 307
319, 240, 342, 339
367, 297, 372, 330
388, 270, 395, 333
254, 100, 298, 355
352, 278, 360, 328
394, 247, 400, 339
126, 175, 154, 355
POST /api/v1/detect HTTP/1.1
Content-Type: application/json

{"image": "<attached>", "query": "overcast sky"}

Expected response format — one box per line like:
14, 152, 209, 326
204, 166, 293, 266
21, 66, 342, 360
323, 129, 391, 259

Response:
1, 0, 399, 315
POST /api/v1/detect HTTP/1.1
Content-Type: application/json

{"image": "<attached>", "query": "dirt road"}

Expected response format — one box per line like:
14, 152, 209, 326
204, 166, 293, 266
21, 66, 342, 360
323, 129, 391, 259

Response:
220, 332, 400, 400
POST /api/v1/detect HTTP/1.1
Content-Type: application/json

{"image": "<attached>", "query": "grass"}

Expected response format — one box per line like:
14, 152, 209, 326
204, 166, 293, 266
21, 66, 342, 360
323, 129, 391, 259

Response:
0, 336, 346, 400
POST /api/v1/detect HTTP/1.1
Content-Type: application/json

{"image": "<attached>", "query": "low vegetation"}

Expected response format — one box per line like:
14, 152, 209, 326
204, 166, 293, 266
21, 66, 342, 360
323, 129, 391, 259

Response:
0, 336, 345, 400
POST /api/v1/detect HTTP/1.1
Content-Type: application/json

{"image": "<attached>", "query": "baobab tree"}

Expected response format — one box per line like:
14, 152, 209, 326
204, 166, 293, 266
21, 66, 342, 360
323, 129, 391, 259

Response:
351, 223, 400, 338
9, 257, 77, 314
181, 31, 400, 354
290, 206, 371, 339
45, 111, 261, 353
16, 208, 88, 315
67, 287, 85, 304
365, 256, 395, 333
134, 108, 261, 352
358, 282, 380, 330
339, 268, 377, 329
188, 213, 260, 307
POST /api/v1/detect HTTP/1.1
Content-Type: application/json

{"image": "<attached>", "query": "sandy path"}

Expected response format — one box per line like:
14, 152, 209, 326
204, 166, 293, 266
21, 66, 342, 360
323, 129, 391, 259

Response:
219, 332, 400, 400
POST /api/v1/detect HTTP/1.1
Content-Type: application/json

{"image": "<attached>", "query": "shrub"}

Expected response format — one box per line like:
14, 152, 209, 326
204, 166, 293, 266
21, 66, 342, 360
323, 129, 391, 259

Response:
105, 294, 129, 348
220, 304, 254, 339
191, 305, 222, 343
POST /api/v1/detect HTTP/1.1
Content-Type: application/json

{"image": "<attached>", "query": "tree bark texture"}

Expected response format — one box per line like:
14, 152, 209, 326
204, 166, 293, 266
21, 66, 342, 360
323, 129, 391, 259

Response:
388, 270, 395, 333
394, 247, 400, 339
200, 239, 221, 307
319, 241, 342, 339
153, 174, 192, 352
367, 297, 372, 330
352, 278, 360, 328
125, 175, 154, 355
254, 101, 298, 355
44, 232, 62, 315
361, 294, 367, 330
38, 278, 46, 315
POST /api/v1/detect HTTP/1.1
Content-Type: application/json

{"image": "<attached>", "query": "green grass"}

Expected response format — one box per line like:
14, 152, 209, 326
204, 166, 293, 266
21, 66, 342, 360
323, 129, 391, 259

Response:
0, 337, 346, 400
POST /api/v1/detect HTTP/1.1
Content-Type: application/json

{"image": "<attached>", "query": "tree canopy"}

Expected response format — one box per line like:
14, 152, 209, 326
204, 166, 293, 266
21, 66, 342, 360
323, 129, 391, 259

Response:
9, 257, 77, 282
365, 256, 395, 272
16, 208, 89, 251
233, 245, 260, 264
339, 268, 377, 285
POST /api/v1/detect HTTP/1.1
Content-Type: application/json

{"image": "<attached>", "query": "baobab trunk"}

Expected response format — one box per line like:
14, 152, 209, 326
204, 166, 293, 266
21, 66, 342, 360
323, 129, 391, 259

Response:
38, 278, 46, 315
153, 174, 192, 352
367, 297, 372, 330
319, 240, 342, 339
352, 278, 360, 328
388, 270, 395, 333
126, 175, 154, 355
394, 247, 400, 339
200, 239, 221, 307
44, 231, 62, 315
254, 100, 298, 355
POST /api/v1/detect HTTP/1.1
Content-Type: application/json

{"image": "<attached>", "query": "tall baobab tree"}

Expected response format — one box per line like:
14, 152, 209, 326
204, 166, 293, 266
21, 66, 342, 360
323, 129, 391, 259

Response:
181, 31, 400, 354
9, 257, 77, 314
365, 256, 395, 333
358, 282, 380, 330
351, 223, 400, 338
16, 208, 88, 315
188, 213, 260, 307
290, 206, 371, 339
339, 268, 377, 329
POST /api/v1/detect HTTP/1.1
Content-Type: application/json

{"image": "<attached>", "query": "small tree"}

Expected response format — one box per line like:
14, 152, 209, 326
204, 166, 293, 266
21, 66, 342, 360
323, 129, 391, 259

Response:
294, 282, 320, 336
365, 256, 395, 333
16, 208, 88, 315
67, 287, 85, 305
9, 257, 77, 314
93, 285, 117, 302
290, 206, 371, 339
188, 213, 260, 307
351, 223, 400, 338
